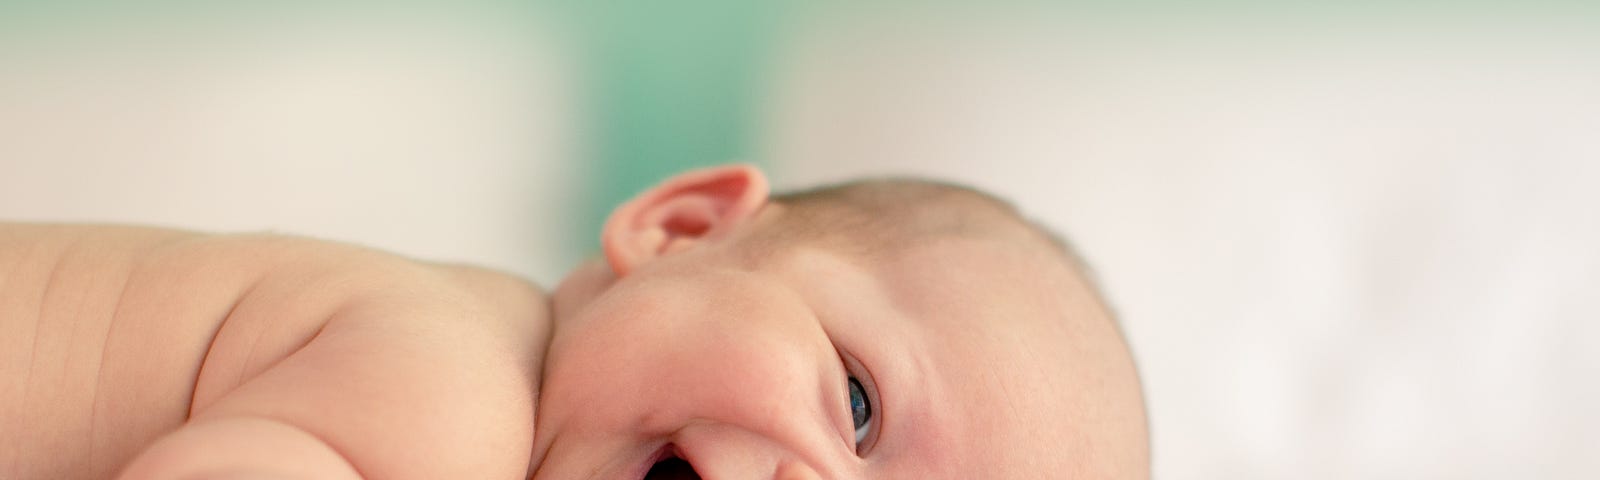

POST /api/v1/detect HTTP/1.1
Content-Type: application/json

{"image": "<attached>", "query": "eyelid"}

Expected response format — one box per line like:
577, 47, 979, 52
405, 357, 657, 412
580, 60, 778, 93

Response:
838, 349, 883, 455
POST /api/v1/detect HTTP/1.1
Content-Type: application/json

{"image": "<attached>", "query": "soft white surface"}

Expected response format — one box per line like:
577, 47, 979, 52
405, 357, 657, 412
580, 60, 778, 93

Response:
764, 10, 1600, 479
0, 7, 580, 284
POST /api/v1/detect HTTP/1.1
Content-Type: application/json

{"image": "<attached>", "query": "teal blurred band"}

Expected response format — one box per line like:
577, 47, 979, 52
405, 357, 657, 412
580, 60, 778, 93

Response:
556, 0, 791, 257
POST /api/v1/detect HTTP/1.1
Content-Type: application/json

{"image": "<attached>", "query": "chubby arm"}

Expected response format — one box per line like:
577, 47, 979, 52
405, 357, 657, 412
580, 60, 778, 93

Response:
127, 234, 549, 480
122, 252, 549, 480
0, 223, 549, 479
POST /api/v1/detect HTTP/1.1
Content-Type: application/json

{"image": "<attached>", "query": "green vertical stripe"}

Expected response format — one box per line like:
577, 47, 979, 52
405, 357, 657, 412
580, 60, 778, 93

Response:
565, 0, 787, 255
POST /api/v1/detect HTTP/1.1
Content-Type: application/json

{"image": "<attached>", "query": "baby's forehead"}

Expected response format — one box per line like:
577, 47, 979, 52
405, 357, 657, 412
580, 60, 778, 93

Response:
856, 233, 1078, 304
760, 232, 1086, 337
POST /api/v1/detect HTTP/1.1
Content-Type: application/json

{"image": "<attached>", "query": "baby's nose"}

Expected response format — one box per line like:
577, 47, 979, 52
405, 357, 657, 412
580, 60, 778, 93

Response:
632, 344, 844, 465
629, 321, 853, 476
773, 461, 825, 480
660, 422, 844, 480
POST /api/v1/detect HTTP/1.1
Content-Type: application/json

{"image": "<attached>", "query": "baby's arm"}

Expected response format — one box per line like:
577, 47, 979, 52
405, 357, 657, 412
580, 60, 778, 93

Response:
123, 250, 549, 480
0, 224, 548, 479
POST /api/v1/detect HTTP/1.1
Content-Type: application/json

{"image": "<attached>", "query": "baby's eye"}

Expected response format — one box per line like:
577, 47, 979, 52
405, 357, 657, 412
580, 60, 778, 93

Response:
847, 377, 873, 447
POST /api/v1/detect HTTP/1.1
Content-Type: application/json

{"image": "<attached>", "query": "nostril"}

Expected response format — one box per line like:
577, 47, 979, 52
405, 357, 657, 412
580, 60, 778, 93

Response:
643, 456, 701, 480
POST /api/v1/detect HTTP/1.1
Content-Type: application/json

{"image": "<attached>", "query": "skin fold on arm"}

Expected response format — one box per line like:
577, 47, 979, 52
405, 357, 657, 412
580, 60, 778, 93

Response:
0, 223, 550, 479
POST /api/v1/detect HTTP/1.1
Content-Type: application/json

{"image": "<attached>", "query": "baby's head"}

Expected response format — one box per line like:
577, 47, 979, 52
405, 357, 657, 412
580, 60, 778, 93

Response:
532, 165, 1147, 479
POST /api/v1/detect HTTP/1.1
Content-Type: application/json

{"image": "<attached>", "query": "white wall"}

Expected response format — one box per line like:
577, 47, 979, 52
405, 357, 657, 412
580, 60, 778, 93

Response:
0, 5, 581, 284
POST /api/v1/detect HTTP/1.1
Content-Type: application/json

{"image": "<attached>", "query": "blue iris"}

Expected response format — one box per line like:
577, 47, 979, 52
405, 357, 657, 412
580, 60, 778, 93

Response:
848, 377, 872, 443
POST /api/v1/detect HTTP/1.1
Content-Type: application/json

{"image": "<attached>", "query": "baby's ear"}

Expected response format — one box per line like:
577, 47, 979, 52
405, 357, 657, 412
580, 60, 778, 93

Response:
602, 164, 770, 276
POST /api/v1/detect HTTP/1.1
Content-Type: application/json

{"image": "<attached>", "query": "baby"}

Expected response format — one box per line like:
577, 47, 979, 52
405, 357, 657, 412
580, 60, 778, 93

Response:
1, 165, 1147, 479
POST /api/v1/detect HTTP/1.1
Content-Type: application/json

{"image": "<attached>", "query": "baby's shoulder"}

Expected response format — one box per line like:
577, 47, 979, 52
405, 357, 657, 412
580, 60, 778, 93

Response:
0, 223, 548, 478
0, 223, 285, 476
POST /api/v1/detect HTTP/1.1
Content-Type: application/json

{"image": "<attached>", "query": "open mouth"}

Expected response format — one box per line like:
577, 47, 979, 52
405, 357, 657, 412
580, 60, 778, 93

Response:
641, 445, 702, 480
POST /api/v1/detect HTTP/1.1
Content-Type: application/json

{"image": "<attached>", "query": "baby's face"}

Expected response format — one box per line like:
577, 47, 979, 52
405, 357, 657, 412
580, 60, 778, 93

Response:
530, 229, 1148, 479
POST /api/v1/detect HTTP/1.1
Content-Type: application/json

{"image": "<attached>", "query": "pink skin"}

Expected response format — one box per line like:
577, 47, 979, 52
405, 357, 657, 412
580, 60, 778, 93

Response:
529, 165, 1149, 479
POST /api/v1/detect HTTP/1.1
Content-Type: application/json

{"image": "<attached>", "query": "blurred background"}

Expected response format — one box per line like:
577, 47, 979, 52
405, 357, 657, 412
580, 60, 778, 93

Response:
2, 1, 1597, 478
